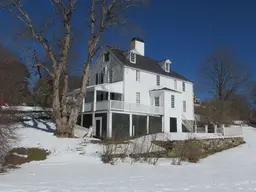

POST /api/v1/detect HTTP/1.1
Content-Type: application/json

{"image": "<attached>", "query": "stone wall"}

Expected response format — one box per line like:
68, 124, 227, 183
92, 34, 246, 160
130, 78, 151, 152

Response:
173, 137, 245, 153
154, 137, 245, 153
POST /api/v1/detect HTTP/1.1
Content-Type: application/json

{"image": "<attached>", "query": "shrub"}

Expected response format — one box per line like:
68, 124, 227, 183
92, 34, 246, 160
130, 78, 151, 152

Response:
101, 134, 160, 165
172, 139, 202, 164
0, 109, 18, 169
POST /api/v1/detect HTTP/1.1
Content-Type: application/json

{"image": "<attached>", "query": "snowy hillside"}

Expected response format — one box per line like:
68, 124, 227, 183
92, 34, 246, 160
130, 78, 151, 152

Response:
1, 119, 256, 192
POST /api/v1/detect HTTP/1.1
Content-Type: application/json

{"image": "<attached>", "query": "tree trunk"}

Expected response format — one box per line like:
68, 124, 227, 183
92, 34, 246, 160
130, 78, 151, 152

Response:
55, 118, 74, 138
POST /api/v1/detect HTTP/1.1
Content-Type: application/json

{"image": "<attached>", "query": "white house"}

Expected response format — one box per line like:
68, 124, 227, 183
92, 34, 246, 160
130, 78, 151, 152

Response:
75, 38, 194, 139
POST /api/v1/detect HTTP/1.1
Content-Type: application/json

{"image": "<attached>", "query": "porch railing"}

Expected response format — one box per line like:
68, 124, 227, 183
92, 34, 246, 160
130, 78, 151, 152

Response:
84, 100, 163, 115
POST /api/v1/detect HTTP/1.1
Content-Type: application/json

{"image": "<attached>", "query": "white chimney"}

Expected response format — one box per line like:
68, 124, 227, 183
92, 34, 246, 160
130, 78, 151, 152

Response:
130, 37, 144, 56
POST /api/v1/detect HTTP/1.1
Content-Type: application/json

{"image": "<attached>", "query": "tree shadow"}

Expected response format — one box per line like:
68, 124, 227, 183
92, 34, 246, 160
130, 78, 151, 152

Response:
21, 118, 55, 134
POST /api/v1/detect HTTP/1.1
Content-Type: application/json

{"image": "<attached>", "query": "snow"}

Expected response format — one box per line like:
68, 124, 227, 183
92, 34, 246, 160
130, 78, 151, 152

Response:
1, 119, 256, 191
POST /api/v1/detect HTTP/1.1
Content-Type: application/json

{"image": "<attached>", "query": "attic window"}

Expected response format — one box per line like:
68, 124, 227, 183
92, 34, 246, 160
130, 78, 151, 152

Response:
165, 63, 169, 72
130, 52, 136, 63
104, 52, 110, 62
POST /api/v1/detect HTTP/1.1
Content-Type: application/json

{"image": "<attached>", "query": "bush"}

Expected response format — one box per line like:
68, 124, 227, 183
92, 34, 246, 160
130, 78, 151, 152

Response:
101, 134, 160, 165
0, 109, 18, 169
172, 139, 201, 164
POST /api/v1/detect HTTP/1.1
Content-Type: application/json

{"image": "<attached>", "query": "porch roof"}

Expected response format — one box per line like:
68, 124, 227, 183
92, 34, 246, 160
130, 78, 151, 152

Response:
150, 87, 181, 93
87, 81, 123, 94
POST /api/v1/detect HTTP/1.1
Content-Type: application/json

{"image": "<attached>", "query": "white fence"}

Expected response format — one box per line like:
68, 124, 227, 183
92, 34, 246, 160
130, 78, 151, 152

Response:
223, 126, 243, 137
84, 100, 164, 115
195, 124, 243, 137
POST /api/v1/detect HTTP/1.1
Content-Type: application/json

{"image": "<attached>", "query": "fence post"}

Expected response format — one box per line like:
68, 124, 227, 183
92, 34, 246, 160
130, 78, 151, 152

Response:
214, 124, 217, 133
205, 125, 208, 133
194, 124, 197, 133
221, 124, 225, 136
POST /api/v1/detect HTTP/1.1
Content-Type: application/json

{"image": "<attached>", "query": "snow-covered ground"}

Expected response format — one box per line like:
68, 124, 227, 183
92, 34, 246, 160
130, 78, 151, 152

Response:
1, 119, 256, 192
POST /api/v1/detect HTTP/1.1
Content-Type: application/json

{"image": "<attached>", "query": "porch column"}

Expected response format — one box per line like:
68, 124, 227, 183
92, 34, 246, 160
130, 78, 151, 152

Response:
93, 89, 97, 111
108, 91, 110, 100
93, 112, 96, 127
129, 114, 133, 137
146, 115, 149, 134
107, 111, 112, 138
162, 115, 164, 132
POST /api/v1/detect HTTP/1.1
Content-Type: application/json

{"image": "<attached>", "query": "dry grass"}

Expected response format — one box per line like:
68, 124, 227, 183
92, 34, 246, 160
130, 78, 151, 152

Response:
101, 134, 161, 165
2, 147, 50, 172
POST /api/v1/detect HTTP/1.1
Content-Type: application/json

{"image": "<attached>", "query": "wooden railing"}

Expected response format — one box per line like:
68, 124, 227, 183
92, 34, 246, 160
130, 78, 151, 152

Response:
84, 100, 164, 115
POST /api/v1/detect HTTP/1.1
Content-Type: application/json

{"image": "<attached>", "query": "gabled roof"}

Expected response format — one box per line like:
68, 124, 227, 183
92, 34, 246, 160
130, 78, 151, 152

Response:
110, 48, 192, 82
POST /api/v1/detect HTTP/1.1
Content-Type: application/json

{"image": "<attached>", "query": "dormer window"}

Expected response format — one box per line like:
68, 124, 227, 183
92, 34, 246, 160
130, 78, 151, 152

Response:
130, 52, 136, 63
103, 52, 110, 62
165, 63, 169, 72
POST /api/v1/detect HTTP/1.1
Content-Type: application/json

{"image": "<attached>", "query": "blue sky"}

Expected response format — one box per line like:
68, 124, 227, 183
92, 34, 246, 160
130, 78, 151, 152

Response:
1, 0, 256, 99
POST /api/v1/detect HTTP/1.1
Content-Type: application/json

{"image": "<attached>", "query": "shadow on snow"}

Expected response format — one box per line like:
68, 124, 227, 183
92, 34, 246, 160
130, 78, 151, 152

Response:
21, 117, 55, 134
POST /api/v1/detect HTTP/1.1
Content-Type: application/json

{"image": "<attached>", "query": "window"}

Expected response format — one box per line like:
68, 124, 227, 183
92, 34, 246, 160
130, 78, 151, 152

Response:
174, 79, 177, 90
182, 82, 186, 92
100, 72, 104, 84
96, 73, 98, 85
156, 75, 160, 86
108, 70, 113, 83
136, 92, 140, 104
130, 52, 136, 63
155, 97, 160, 106
183, 101, 186, 112
171, 95, 175, 108
165, 63, 169, 72
103, 52, 110, 62
102, 66, 107, 74
136, 70, 140, 81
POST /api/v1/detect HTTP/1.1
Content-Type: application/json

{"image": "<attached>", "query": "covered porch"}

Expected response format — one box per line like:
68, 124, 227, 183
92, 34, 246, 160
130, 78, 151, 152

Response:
83, 82, 123, 112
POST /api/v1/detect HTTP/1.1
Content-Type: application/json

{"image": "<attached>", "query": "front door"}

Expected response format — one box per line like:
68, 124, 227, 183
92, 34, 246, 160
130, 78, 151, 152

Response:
95, 117, 102, 138
170, 117, 177, 132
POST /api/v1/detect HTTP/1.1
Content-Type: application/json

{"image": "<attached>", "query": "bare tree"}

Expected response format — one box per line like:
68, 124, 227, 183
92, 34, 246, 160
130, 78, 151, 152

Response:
198, 47, 251, 101
1, 0, 147, 137
0, 44, 32, 105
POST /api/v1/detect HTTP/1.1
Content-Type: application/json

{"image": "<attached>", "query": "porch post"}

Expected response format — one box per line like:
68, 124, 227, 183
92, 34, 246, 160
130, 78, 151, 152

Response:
93, 112, 95, 127
205, 124, 208, 133
214, 124, 217, 133
107, 111, 112, 138
162, 115, 164, 132
108, 91, 110, 100
146, 115, 149, 134
129, 113, 133, 137
93, 89, 97, 111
